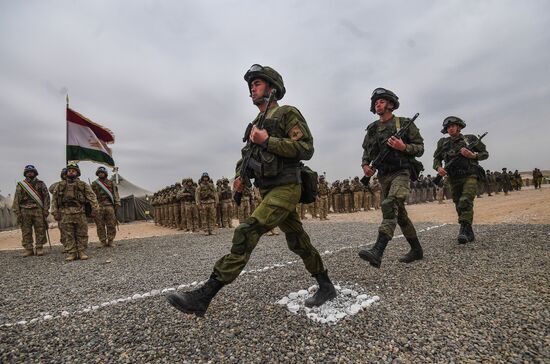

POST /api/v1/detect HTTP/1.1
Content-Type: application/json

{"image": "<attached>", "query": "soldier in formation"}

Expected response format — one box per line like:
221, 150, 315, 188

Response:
52, 163, 99, 261
49, 168, 68, 252
91, 166, 120, 247
12, 165, 50, 257
195, 172, 218, 235
532, 168, 543, 189
433, 116, 489, 244
358, 88, 425, 268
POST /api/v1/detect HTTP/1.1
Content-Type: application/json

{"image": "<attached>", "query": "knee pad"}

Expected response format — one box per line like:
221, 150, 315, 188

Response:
285, 232, 312, 259
381, 197, 396, 219
231, 217, 261, 255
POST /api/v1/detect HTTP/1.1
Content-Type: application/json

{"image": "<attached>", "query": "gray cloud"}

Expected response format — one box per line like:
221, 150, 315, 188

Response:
1, 0, 549, 196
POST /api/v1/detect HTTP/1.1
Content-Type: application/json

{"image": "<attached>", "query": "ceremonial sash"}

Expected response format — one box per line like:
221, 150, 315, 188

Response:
18, 180, 44, 209
96, 179, 115, 204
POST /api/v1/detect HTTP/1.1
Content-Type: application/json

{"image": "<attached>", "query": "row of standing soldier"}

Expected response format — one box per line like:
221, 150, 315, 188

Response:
12, 163, 121, 261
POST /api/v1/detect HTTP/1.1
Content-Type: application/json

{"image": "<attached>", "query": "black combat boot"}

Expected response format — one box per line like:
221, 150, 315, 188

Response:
358, 233, 390, 268
457, 223, 468, 244
304, 270, 337, 308
166, 274, 224, 317
399, 237, 423, 263
465, 223, 475, 242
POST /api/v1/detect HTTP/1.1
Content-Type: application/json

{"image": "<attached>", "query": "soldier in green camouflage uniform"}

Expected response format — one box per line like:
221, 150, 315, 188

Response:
52, 163, 98, 261
167, 64, 336, 316
195, 173, 219, 235
12, 165, 50, 257
91, 167, 121, 247
317, 175, 330, 220
433, 116, 489, 244
358, 88, 424, 268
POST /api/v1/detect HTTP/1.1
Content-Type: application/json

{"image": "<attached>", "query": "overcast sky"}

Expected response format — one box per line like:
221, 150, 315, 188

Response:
1, 0, 549, 195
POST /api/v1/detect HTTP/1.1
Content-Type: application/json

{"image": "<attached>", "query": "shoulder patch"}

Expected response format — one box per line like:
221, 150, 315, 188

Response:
289, 125, 304, 141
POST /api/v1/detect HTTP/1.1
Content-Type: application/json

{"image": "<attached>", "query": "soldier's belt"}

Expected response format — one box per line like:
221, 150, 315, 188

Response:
254, 168, 301, 188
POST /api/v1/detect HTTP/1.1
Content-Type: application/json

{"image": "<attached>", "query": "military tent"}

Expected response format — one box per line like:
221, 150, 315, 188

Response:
0, 194, 17, 230
110, 175, 154, 223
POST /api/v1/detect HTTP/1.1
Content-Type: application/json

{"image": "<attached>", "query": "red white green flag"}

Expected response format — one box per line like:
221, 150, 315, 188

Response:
66, 107, 115, 167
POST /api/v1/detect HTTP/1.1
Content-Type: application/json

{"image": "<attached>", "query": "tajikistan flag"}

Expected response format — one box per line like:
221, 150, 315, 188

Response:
66, 107, 115, 167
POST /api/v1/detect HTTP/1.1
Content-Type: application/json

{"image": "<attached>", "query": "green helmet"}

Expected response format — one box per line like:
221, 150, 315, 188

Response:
244, 64, 286, 100
66, 162, 81, 177
441, 116, 466, 134
370, 88, 400, 113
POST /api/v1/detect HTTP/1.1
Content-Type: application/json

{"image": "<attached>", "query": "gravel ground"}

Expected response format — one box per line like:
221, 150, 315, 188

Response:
1, 222, 548, 363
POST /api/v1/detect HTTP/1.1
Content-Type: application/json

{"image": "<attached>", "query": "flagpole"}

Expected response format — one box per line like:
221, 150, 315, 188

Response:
66, 94, 69, 164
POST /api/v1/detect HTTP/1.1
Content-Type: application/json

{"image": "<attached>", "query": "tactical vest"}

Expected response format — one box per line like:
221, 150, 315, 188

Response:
182, 186, 195, 202
318, 182, 329, 196
199, 183, 216, 200
57, 180, 86, 208
243, 106, 301, 187
439, 135, 475, 177
220, 187, 232, 200
368, 117, 413, 175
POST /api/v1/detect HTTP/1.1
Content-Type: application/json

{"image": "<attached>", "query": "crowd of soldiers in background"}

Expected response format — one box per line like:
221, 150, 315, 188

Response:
151, 167, 546, 234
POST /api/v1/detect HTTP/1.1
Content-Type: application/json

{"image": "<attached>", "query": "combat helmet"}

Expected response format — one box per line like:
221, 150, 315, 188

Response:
441, 116, 466, 134
96, 166, 108, 176
370, 88, 400, 113
60, 168, 68, 180
66, 162, 81, 177
244, 64, 286, 100
23, 164, 38, 177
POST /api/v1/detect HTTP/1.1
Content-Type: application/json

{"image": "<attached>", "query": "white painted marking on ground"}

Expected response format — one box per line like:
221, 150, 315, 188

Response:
0, 223, 447, 328
276, 283, 380, 325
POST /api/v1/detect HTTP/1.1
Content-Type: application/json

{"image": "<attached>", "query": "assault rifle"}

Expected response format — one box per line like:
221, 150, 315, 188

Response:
433, 132, 488, 186
360, 113, 420, 188
234, 89, 277, 206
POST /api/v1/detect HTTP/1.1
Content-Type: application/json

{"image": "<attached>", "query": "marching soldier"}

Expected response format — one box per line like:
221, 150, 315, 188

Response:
12, 165, 50, 257
195, 172, 218, 235
91, 166, 121, 247
167, 64, 336, 316
358, 88, 424, 267
49, 168, 68, 252
433, 116, 489, 244
52, 163, 99, 261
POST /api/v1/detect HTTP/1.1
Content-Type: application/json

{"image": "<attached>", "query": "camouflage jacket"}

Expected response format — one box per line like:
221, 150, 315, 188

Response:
12, 177, 50, 213
433, 133, 489, 174
91, 178, 121, 207
52, 179, 99, 215
195, 181, 219, 204
362, 115, 424, 176
235, 105, 313, 182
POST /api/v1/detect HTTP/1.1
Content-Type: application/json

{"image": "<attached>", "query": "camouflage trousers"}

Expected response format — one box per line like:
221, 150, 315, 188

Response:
318, 195, 329, 220
61, 212, 88, 254
378, 170, 417, 239
213, 184, 325, 284
238, 199, 251, 223
19, 208, 47, 249
199, 202, 217, 234
353, 192, 363, 212
221, 200, 234, 228
449, 175, 478, 225
343, 194, 352, 213
183, 202, 199, 232
173, 203, 181, 229
94, 205, 117, 245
